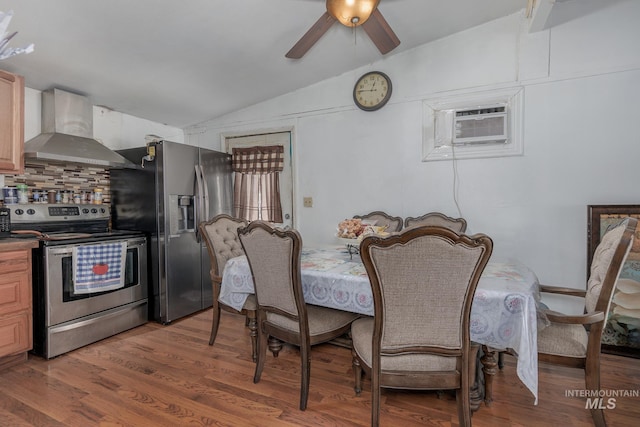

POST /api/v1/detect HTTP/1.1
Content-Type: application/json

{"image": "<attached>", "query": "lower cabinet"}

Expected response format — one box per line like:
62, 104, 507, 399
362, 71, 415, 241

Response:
0, 312, 31, 356
0, 241, 38, 369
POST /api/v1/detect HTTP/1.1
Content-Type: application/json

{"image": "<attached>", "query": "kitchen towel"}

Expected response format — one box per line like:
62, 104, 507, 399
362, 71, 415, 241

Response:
73, 242, 127, 294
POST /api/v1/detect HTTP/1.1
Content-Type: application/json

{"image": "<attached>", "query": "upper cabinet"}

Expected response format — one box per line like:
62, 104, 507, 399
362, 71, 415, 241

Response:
0, 69, 25, 174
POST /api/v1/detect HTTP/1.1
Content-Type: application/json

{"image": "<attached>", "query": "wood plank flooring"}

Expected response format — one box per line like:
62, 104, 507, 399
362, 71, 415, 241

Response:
1, 310, 639, 426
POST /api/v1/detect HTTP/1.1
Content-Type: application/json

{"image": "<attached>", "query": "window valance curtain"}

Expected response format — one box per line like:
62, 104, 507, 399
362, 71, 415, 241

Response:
232, 145, 284, 174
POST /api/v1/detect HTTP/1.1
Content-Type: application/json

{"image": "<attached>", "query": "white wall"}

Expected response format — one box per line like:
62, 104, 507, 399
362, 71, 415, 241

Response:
23, 87, 184, 149
185, 2, 640, 289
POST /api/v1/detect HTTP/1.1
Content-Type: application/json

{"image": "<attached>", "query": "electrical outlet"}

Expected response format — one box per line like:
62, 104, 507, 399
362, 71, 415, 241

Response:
303, 197, 313, 208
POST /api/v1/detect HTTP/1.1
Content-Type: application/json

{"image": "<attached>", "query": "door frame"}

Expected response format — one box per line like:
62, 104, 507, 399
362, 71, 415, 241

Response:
220, 126, 297, 228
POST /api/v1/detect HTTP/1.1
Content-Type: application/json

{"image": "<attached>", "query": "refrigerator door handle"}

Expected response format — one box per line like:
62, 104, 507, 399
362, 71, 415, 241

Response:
194, 165, 204, 242
200, 164, 210, 221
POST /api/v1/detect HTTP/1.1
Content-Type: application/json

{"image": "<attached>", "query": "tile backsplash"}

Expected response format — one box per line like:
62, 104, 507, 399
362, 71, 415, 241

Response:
2, 161, 110, 203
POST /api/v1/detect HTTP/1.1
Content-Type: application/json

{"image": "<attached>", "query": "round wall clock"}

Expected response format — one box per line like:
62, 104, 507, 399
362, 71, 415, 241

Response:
353, 71, 392, 111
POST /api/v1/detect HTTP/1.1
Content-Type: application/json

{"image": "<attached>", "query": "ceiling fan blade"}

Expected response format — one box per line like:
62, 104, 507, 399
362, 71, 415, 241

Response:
286, 12, 337, 59
361, 9, 400, 55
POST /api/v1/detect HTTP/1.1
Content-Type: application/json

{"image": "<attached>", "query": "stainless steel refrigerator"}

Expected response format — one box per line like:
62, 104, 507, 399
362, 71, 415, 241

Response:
111, 140, 233, 324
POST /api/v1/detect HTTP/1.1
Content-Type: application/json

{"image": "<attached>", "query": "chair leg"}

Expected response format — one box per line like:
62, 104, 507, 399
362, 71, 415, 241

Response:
585, 357, 606, 427
481, 345, 498, 406
456, 388, 472, 427
469, 343, 482, 412
209, 301, 222, 346
352, 349, 363, 396
246, 309, 257, 362
498, 351, 504, 369
253, 319, 268, 384
590, 408, 606, 427
456, 353, 473, 427
299, 342, 311, 410
268, 337, 283, 358
371, 370, 380, 427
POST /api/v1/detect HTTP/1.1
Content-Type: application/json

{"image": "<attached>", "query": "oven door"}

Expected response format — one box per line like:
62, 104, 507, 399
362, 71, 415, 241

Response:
43, 236, 148, 327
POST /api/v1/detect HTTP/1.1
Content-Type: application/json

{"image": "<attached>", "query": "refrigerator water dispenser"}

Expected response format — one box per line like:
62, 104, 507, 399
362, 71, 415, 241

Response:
169, 195, 194, 235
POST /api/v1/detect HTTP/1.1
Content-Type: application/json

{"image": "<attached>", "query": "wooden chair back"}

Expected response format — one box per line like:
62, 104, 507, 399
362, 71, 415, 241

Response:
353, 211, 403, 232
404, 212, 467, 233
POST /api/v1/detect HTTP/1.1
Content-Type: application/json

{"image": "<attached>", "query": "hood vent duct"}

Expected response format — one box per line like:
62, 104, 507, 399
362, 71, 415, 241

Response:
24, 89, 135, 168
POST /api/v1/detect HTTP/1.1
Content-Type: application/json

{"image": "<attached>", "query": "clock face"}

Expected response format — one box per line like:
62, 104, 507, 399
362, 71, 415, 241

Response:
353, 71, 392, 111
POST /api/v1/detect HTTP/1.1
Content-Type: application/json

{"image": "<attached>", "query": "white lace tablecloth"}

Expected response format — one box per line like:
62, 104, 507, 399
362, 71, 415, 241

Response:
220, 247, 541, 403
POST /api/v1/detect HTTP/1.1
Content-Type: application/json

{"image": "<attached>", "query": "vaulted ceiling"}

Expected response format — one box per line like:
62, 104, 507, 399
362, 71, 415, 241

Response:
0, 0, 601, 128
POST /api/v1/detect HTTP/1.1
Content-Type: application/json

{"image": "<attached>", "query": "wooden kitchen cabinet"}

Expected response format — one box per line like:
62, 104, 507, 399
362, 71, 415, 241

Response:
0, 69, 25, 173
0, 239, 38, 370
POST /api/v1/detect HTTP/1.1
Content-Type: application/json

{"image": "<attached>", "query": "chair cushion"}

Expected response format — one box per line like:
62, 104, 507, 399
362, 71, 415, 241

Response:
351, 317, 457, 371
204, 219, 246, 275
242, 294, 257, 311
267, 305, 359, 336
585, 224, 626, 313
537, 321, 588, 357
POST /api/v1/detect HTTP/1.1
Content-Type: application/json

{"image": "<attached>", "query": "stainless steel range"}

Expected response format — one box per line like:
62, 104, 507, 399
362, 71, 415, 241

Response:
9, 203, 148, 359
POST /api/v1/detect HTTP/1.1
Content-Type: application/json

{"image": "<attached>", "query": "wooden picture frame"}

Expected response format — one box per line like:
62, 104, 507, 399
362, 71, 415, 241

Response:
588, 204, 640, 358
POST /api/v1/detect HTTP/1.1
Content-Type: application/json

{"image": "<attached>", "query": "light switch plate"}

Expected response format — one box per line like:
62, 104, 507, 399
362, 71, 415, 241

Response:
303, 197, 313, 208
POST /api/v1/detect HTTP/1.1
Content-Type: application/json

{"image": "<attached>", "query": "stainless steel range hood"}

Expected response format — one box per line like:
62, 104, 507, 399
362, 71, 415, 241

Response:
24, 89, 136, 168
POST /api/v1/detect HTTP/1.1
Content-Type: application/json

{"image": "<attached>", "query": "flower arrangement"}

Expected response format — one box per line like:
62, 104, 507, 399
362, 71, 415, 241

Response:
337, 218, 364, 239
337, 218, 389, 240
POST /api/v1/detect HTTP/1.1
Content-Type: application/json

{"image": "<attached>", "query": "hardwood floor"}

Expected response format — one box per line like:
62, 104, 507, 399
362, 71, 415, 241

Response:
1, 310, 639, 426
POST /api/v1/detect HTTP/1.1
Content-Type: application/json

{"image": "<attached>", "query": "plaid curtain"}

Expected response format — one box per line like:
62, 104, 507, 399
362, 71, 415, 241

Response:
232, 145, 284, 222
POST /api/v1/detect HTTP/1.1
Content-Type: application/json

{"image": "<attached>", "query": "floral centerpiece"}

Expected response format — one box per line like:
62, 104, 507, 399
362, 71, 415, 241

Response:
337, 218, 389, 241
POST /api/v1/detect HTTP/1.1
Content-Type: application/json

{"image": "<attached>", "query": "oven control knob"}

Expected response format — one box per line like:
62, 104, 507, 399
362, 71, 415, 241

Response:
82, 208, 90, 214
100, 208, 106, 213
26, 209, 36, 215
14, 208, 24, 215
91, 208, 98, 213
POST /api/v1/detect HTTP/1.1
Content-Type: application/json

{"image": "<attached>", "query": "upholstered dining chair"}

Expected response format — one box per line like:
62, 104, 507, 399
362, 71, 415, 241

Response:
537, 217, 637, 427
353, 211, 403, 232
352, 226, 493, 426
238, 221, 360, 410
404, 211, 467, 233
199, 214, 257, 362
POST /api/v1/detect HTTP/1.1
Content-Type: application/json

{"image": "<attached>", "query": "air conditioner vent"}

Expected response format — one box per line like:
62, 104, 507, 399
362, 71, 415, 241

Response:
453, 103, 508, 145
455, 105, 505, 117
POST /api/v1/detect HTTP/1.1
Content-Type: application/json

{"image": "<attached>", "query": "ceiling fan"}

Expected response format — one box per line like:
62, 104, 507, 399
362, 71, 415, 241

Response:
286, 0, 400, 59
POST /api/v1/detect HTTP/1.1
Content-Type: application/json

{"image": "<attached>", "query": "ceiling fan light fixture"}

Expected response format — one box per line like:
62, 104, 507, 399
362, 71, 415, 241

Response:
326, 0, 380, 27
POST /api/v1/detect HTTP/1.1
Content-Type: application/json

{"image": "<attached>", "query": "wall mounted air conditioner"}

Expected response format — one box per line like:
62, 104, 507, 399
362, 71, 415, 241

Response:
422, 86, 524, 162
453, 104, 508, 145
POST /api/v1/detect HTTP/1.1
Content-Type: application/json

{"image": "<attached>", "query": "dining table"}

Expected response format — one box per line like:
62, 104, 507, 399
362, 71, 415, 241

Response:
220, 246, 544, 406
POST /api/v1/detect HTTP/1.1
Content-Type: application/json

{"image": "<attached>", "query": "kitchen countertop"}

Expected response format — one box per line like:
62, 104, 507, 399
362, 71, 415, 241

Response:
0, 237, 40, 251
